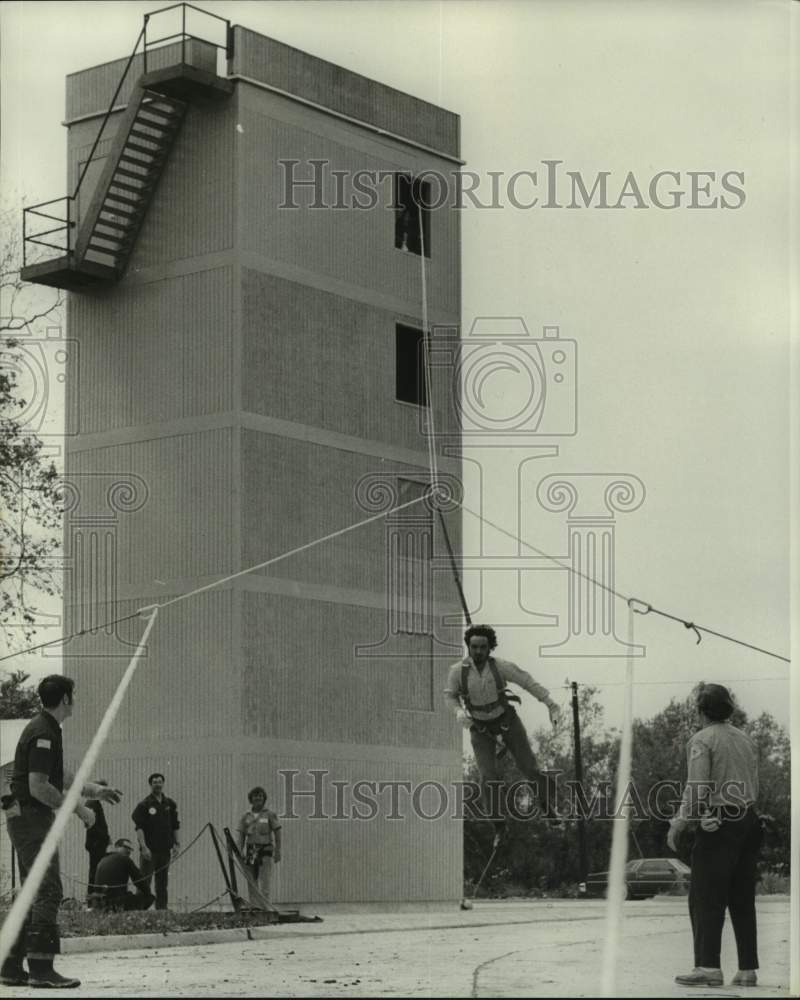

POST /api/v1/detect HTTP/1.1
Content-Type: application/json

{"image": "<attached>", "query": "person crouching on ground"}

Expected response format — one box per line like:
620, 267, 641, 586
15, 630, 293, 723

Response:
94, 838, 154, 911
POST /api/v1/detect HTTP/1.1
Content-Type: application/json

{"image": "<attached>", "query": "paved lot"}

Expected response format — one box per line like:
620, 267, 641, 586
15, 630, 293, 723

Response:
25, 897, 793, 997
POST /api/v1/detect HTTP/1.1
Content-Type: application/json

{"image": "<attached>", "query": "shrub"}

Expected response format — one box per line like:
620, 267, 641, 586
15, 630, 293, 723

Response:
0, 903, 278, 939
756, 871, 790, 895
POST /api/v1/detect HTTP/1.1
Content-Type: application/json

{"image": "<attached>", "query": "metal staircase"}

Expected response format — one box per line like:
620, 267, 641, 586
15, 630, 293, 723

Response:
21, 4, 232, 292
76, 87, 189, 272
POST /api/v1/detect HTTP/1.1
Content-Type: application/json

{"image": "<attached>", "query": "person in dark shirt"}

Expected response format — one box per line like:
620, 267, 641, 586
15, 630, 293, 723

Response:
131, 772, 180, 910
0, 675, 122, 989
94, 839, 153, 911
85, 795, 110, 904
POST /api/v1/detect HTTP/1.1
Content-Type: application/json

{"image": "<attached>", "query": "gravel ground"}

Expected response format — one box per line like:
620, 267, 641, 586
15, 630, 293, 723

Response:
19, 896, 792, 998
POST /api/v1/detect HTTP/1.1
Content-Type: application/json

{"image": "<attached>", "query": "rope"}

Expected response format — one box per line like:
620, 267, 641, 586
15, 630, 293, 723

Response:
190, 889, 230, 913
459, 500, 790, 664
417, 202, 441, 501
600, 605, 636, 997
0, 606, 159, 970
0, 611, 146, 664
57, 822, 211, 892
564, 676, 788, 688
154, 495, 430, 614
627, 599, 789, 663
0, 494, 431, 664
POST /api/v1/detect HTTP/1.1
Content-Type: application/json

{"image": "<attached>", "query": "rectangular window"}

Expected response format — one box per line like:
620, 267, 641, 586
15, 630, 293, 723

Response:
394, 174, 431, 257
395, 323, 428, 406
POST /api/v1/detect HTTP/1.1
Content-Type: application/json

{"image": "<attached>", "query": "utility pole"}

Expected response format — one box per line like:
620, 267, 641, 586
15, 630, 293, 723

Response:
571, 681, 590, 882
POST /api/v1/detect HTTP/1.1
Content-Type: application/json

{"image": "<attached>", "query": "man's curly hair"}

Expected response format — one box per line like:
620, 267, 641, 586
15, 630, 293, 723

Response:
464, 624, 498, 650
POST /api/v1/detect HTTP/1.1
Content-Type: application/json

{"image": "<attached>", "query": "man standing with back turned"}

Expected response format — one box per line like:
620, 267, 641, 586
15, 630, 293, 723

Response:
668, 683, 761, 988
1, 675, 122, 989
132, 772, 180, 910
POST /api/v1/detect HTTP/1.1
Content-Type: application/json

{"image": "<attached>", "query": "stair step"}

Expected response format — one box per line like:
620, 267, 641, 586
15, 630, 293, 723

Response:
109, 178, 154, 193
143, 102, 184, 118
129, 121, 174, 142
142, 95, 186, 114
129, 125, 172, 142
136, 106, 183, 126
88, 236, 132, 251
94, 211, 136, 228
119, 150, 165, 169
103, 190, 145, 207
99, 210, 141, 228
99, 201, 141, 218
113, 165, 156, 181
86, 241, 125, 257
125, 138, 164, 155
121, 142, 163, 158
93, 219, 134, 236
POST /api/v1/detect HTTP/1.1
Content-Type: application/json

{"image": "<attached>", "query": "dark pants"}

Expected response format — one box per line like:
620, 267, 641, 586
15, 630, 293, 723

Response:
5, 805, 62, 962
140, 851, 171, 909
470, 708, 558, 820
86, 843, 109, 898
689, 807, 762, 970
102, 890, 154, 912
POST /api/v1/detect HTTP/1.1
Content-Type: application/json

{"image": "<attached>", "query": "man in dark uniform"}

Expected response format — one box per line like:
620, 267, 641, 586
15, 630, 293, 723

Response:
94, 839, 154, 911
668, 683, 761, 988
0, 675, 122, 989
84, 794, 110, 905
132, 772, 180, 910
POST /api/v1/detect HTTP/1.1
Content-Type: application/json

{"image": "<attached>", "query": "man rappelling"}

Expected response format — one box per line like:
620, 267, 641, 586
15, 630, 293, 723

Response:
444, 625, 563, 845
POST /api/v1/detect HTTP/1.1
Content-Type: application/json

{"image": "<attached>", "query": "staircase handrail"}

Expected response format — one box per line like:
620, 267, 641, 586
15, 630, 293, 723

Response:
72, 23, 147, 202
22, 3, 232, 270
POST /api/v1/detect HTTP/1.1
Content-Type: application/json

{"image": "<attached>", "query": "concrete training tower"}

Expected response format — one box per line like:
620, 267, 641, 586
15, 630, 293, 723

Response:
22, 5, 463, 905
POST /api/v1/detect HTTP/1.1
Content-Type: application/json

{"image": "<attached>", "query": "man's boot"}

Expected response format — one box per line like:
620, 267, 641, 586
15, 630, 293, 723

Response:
28, 959, 80, 989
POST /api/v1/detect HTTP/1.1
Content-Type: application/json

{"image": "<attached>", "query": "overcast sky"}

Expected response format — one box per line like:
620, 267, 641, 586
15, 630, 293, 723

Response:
1, 0, 795, 734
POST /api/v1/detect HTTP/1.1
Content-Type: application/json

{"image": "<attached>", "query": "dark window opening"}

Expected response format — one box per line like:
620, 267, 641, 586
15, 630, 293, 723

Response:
396, 324, 428, 406
394, 174, 431, 257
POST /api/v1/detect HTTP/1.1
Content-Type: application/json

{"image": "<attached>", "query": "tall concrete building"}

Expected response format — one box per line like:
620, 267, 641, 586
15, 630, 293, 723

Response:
22, 7, 463, 906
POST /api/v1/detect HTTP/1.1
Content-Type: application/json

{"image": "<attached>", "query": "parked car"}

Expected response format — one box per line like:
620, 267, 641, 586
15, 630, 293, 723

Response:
578, 857, 690, 900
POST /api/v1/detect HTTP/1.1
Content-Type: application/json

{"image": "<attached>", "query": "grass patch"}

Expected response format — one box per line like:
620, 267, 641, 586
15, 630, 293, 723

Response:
0, 903, 278, 939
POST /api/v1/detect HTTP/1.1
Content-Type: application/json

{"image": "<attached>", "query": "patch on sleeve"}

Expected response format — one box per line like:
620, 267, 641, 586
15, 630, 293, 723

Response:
689, 744, 706, 760
35, 738, 52, 749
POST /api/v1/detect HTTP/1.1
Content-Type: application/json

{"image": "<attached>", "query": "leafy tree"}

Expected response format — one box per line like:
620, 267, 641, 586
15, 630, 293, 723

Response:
0, 669, 40, 718
0, 203, 64, 648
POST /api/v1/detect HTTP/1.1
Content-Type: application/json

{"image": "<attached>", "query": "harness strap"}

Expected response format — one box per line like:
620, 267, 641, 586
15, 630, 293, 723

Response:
460, 658, 521, 717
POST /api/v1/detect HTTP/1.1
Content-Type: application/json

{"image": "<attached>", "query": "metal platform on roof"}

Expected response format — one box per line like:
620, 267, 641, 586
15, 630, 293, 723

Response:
21, 4, 234, 293
141, 63, 234, 102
